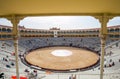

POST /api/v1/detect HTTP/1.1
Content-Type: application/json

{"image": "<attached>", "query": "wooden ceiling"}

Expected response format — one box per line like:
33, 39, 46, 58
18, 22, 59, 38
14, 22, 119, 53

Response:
0, 0, 120, 16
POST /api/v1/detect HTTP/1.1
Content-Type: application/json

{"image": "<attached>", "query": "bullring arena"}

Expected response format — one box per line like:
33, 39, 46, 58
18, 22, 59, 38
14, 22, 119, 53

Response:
1, 0, 120, 79
0, 25, 120, 79
25, 46, 99, 71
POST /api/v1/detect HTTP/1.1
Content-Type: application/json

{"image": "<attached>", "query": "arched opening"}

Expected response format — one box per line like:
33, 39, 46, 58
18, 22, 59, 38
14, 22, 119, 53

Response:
0, 18, 13, 39
1, 15, 120, 79
107, 16, 120, 39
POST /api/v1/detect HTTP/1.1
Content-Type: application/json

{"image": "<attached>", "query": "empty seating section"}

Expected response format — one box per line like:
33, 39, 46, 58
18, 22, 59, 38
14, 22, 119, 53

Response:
0, 37, 120, 79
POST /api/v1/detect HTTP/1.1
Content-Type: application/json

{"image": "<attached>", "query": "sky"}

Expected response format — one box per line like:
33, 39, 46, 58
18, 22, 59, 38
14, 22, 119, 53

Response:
0, 16, 120, 30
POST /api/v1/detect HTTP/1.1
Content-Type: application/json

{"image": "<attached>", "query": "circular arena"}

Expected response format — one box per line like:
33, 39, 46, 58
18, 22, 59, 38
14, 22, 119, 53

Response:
0, 25, 120, 78
24, 46, 100, 72
0, 36, 120, 79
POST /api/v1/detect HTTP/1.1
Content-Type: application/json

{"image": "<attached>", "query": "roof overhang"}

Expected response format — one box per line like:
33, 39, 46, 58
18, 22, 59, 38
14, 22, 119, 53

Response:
0, 0, 120, 16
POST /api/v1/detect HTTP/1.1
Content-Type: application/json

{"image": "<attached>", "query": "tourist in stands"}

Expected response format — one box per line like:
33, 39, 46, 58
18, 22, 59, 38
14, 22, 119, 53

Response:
112, 62, 115, 66
0, 73, 4, 79
73, 74, 76, 79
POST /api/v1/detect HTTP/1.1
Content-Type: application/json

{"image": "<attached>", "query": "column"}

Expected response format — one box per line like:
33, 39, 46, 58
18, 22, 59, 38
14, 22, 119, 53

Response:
99, 34, 106, 79
95, 14, 112, 79
7, 15, 22, 79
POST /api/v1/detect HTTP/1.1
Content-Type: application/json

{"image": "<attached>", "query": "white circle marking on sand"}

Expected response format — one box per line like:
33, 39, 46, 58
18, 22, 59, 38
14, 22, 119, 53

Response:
51, 50, 72, 57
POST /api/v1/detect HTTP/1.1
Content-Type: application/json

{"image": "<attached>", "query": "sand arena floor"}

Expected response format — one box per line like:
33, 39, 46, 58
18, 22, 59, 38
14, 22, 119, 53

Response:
25, 46, 99, 70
